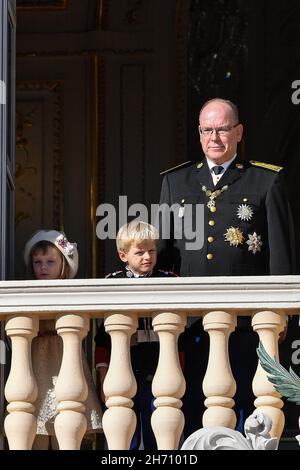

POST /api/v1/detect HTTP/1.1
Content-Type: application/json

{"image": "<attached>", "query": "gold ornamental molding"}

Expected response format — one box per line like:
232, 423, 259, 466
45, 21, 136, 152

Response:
175, 0, 188, 165
96, 0, 106, 30
16, 80, 64, 229
90, 56, 105, 277
16, 80, 62, 92
17, 0, 68, 11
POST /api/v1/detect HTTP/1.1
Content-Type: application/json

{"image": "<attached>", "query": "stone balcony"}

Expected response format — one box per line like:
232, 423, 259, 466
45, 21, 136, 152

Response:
0, 276, 299, 450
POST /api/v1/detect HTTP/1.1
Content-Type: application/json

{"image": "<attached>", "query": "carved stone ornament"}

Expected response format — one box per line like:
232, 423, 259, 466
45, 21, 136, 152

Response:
181, 412, 278, 450
257, 341, 300, 446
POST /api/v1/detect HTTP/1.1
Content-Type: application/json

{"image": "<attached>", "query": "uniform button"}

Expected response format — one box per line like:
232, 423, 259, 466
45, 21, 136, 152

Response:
210, 206, 217, 213
243, 198, 248, 202
208, 236, 214, 243
207, 253, 214, 260
209, 220, 215, 226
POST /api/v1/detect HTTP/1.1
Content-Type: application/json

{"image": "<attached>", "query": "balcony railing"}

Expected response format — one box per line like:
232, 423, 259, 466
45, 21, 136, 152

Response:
0, 276, 299, 450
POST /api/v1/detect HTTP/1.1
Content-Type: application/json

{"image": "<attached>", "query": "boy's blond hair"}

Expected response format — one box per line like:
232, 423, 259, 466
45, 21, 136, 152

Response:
116, 221, 159, 253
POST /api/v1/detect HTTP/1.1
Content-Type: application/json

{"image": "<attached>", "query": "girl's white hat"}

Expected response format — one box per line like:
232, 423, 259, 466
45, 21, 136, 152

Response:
24, 229, 78, 279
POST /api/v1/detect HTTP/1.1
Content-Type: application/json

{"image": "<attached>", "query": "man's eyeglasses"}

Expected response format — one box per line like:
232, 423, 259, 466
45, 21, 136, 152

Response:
199, 124, 239, 136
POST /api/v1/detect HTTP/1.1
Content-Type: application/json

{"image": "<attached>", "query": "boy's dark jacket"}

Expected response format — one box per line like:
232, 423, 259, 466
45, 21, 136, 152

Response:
94, 267, 185, 375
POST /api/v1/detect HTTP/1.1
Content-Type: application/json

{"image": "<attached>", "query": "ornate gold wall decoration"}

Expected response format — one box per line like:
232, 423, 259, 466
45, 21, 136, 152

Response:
96, 0, 150, 31
17, 0, 68, 11
175, 0, 189, 164
15, 108, 37, 227
96, 0, 106, 30
90, 56, 105, 277
16, 80, 63, 228
15, 80, 64, 278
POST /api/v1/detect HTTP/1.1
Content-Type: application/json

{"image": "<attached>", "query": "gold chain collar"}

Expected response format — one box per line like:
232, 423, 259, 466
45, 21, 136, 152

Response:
201, 184, 229, 209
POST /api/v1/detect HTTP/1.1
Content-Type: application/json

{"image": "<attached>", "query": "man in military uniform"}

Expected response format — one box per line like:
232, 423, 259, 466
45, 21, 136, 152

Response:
157, 98, 295, 276
157, 97, 295, 436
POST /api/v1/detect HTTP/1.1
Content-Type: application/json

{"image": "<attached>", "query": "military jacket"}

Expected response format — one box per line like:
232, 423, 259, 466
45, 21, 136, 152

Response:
157, 159, 295, 276
95, 267, 180, 377
105, 267, 177, 278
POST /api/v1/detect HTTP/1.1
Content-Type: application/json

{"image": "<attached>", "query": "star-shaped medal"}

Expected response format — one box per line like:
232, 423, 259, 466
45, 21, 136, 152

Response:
224, 227, 244, 247
246, 232, 262, 254
237, 204, 253, 222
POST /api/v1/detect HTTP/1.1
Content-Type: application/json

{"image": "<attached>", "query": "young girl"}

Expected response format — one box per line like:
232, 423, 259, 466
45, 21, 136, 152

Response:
24, 229, 102, 450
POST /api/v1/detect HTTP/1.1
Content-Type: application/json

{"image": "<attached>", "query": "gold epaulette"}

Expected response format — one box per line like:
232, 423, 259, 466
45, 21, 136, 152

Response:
250, 160, 283, 172
160, 160, 193, 176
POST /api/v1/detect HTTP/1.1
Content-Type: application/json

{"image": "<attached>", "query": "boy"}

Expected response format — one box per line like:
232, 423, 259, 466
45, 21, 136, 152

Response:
95, 221, 183, 450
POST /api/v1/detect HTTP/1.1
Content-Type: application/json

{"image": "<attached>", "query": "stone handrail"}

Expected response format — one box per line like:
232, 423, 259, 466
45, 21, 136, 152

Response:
0, 275, 299, 449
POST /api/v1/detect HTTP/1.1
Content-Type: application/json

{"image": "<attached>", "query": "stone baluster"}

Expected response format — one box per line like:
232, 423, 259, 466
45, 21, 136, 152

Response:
151, 312, 186, 450
54, 314, 89, 450
252, 310, 286, 439
102, 313, 138, 450
202, 311, 237, 429
4, 315, 39, 449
